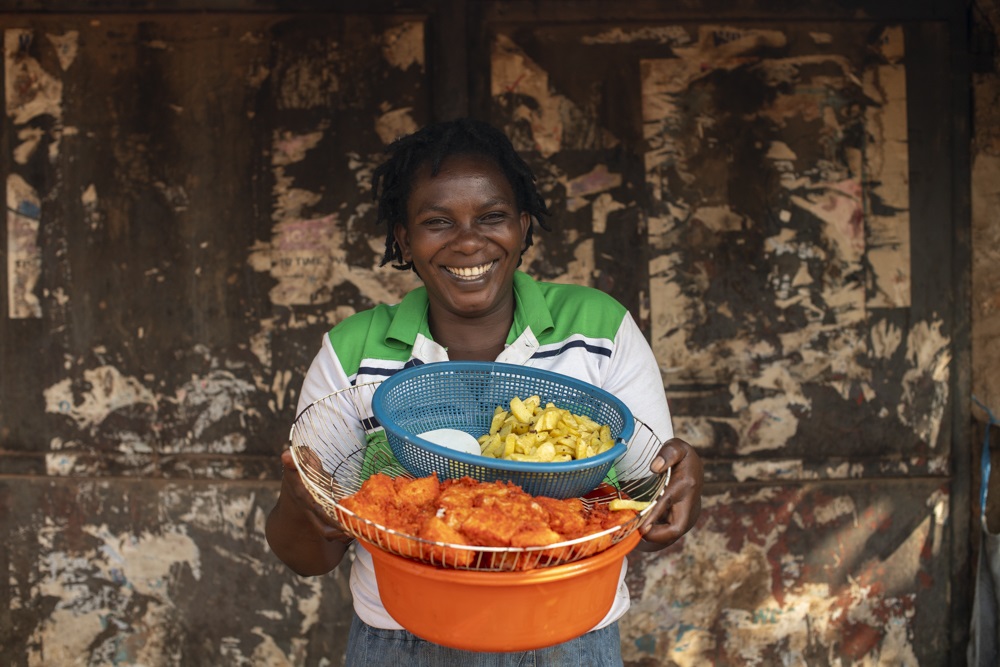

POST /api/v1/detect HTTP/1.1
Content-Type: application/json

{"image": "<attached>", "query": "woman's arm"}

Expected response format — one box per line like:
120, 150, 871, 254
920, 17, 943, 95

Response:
266, 336, 360, 575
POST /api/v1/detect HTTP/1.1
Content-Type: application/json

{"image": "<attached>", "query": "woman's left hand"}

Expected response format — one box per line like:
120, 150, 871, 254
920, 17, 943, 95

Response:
638, 437, 704, 550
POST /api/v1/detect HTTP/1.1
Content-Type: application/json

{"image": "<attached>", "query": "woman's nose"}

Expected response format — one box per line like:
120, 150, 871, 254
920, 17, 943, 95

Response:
450, 220, 486, 251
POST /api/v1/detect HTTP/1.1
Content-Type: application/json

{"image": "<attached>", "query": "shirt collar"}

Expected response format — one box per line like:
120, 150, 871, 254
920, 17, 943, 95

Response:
385, 286, 431, 349
508, 270, 554, 344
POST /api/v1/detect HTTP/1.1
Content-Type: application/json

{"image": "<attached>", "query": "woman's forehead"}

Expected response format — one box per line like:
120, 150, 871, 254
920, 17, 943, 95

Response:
412, 153, 513, 191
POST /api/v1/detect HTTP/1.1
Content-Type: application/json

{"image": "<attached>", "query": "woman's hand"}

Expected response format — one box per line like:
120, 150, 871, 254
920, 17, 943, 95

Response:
265, 448, 354, 575
277, 449, 355, 543
637, 437, 704, 550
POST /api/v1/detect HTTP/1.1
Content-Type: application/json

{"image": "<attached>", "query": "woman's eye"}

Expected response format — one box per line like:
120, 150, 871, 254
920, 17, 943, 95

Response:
480, 212, 506, 224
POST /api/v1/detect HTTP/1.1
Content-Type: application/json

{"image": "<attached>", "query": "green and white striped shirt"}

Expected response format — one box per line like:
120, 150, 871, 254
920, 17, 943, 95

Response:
297, 270, 674, 632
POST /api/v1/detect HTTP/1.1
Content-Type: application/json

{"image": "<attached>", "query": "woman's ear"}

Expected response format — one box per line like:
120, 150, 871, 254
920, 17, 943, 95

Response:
393, 223, 412, 262
520, 212, 531, 249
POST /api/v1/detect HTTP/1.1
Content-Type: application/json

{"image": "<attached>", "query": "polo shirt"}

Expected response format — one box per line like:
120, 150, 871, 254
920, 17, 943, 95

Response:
296, 271, 674, 633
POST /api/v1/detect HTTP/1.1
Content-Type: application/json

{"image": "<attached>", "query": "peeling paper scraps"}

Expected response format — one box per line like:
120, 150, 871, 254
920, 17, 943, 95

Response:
811, 495, 857, 526
592, 193, 625, 234
46, 31, 79, 71
247, 214, 419, 309
874, 25, 905, 65
253, 129, 420, 308
897, 319, 951, 447
491, 33, 618, 157
642, 24, 899, 414
735, 395, 805, 455
582, 25, 692, 46
870, 318, 903, 360
170, 486, 258, 544
7, 173, 43, 319
5, 29, 64, 124
563, 164, 622, 212
622, 489, 920, 665
642, 26, 788, 101
256, 126, 343, 306
375, 107, 419, 145
564, 164, 622, 199
27, 520, 199, 667
381, 21, 424, 71
14, 126, 45, 165
169, 369, 258, 451
272, 128, 324, 166
44, 365, 157, 432
788, 178, 865, 265
249, 214, 343, 306
864, 76, 911, 307
732, 459, 805, 482
864, 27, 910, 308
671, 415, 715, 449
276, 47, 340, 111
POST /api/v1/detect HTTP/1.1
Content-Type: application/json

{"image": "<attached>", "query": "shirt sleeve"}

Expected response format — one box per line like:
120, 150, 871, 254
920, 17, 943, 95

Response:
292, 334, 371, 476
296, 333, 352, 417
602, 311, 675, 476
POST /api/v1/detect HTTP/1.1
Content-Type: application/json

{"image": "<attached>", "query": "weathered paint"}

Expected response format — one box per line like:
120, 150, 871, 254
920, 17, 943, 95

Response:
971, 28, 1000, 428
864, 26, 912, 309
897, 319, 951, 447
2, 478, 353, 666
0, 8, 973, 666
6, 173, 42, 318
43, 365, 158, 434
640, 24, 940, 455
486, 17, 960, 665
621, 482, 944, 664
492, 32, 619, 158
0, 15, 429, 662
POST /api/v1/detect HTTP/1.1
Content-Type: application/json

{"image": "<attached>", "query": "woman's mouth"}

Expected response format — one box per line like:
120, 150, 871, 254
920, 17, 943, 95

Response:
445, 261, 497, 281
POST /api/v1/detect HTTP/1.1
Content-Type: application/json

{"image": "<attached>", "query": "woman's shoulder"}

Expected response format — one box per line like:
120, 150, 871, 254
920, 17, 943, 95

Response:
529, 278, 629, 341
324, 302, 405, 368
534, 279, 627, 316
328, 303, 397, 339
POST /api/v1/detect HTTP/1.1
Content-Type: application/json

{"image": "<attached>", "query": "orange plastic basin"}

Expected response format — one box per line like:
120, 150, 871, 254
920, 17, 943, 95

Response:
363, 530, 641, 652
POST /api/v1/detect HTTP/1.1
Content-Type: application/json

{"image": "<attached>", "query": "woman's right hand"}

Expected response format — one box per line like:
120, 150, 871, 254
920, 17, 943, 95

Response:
265, 448, 354, 575
278, 449, 355, 544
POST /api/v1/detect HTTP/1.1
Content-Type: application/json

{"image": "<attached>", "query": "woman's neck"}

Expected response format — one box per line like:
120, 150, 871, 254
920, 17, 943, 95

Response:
429, 306, 513, 362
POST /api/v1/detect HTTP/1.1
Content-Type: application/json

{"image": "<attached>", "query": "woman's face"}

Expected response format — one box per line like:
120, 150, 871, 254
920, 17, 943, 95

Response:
395, 153, 530, 321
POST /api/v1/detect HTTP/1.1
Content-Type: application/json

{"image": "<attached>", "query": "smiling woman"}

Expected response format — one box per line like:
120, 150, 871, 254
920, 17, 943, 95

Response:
394, 153, 531, 358
264, 117, 705, 666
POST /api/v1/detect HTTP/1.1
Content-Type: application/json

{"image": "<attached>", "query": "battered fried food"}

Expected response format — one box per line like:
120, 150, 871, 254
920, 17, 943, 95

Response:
340, 473, 639, 569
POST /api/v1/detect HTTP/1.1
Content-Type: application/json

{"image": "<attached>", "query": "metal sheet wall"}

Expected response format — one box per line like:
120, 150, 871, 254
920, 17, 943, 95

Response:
481, 16, 958, 663
0, 3, 971, 665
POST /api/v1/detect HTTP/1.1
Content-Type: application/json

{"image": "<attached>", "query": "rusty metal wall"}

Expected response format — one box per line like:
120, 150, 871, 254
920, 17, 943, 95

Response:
0, 2, 972, 666
480, 13, 962, 664
0, 12, 428, 665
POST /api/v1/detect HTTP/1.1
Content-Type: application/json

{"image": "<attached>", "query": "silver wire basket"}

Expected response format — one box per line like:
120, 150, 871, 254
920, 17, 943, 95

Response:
288, 381, 671, 571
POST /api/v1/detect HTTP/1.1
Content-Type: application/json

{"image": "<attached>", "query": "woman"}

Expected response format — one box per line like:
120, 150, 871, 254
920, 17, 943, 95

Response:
266, 118, 704, 665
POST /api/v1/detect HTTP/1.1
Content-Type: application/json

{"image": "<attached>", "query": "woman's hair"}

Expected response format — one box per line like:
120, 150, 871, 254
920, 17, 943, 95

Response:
372, 117, 552, 270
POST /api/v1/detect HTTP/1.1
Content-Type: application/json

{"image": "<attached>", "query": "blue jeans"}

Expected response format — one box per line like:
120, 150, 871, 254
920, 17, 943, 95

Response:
345, 613, 623, 666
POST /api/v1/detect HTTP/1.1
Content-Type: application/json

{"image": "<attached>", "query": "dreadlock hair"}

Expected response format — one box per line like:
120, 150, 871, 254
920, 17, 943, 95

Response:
372, 117, 552, 271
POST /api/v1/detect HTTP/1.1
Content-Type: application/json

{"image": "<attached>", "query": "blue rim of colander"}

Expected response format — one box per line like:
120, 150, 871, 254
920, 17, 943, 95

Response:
371, 361, 634, 473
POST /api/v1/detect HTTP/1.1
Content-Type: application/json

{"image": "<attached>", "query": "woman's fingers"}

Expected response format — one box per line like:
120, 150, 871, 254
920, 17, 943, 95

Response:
640, 438, 704, 548
279, 449, 354, 543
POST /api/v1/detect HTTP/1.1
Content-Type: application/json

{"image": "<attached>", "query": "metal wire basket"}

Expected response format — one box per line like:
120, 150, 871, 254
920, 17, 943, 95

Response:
289, 380, 671, 571
371, 361, 634, 499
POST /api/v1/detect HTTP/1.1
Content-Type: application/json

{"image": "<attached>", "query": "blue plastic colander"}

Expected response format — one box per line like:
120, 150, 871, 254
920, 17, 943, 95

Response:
370, 361, 634, 498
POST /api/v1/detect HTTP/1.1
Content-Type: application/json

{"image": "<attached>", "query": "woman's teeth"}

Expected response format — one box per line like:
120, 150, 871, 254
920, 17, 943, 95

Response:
447, 262, 494, 280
